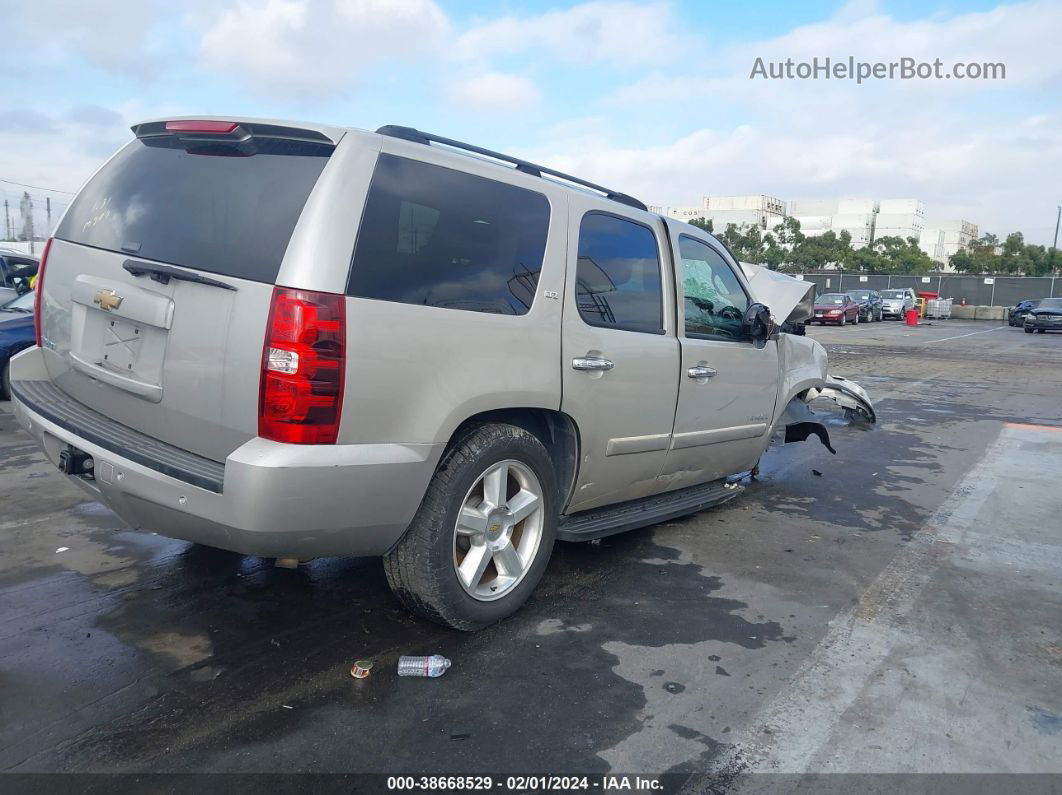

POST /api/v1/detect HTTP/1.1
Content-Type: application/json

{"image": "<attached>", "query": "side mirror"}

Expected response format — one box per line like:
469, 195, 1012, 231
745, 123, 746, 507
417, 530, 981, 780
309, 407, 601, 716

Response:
743, 302, 773, 345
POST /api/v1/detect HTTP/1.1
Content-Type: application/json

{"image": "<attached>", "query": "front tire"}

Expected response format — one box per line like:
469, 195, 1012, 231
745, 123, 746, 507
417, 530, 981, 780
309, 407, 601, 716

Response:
384, 423, 557, 631
1025, 327, 1034, 333
0, 362, 9, 401
839, 314, 846, 326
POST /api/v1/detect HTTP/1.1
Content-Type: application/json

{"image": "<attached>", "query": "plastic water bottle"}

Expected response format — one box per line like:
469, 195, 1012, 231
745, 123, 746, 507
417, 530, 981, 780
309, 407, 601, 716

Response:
397, 655, 451, 678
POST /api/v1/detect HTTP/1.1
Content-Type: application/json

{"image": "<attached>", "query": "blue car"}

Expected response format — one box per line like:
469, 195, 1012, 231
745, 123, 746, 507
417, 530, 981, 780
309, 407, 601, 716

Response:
1, 290, 35, 400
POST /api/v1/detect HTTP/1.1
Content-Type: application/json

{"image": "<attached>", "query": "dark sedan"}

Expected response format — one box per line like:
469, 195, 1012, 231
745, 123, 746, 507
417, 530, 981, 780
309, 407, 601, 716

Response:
1009, 299, 1042, 327
846, 289, 883, 322
0, 290, 35, 400
1024, 297, 1062, 334
810, 293, 860, 326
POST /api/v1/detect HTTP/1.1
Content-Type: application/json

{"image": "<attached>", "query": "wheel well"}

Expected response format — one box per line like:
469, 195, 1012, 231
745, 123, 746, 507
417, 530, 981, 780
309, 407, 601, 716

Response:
447, 408, 580, 510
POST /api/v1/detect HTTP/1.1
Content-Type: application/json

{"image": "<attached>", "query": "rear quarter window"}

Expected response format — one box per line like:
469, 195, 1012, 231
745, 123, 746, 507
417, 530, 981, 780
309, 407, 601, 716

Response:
55, 137, 331, 283
347, 154, 551, 315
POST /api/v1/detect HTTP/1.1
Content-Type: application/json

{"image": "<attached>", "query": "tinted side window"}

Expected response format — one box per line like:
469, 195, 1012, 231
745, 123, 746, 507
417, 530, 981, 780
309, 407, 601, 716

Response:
679, 236, 750, 341
575, 213, 663, 333
347, 154, 550, 316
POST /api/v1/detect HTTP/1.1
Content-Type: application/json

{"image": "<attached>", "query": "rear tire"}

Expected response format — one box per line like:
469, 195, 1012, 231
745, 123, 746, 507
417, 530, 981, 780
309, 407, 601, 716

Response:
1025, 327, 1034, 333
0, 362, 9, 401
383, 423, 558, 631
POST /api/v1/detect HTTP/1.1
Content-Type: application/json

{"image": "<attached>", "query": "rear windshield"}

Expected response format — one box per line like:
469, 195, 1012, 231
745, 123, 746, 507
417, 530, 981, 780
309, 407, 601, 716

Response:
55, 137, 331, 283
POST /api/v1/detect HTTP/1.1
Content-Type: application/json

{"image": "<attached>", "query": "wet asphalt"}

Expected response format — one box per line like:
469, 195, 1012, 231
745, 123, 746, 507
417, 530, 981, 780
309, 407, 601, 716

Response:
1, 319, 1060, 786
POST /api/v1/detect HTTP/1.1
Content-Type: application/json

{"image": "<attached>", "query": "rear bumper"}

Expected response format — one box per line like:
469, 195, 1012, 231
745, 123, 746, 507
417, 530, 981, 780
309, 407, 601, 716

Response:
10, 349, 442, 558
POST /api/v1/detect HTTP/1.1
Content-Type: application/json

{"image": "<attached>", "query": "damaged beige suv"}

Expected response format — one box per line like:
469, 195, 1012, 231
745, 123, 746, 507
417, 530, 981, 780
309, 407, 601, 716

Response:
11, 118, 874, 629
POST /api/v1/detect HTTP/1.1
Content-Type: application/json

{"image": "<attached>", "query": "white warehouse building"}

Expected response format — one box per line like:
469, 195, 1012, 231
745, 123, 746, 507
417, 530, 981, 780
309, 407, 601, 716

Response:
919, 219, 978, 271
651, 194, 978, 269
874, 199, 927, 243
654, 195, 786, 233
790, 198, 878, 249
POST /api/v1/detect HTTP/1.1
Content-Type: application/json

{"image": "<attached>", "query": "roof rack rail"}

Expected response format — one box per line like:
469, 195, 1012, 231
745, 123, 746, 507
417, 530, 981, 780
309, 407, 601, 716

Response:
376, 125, 647, 212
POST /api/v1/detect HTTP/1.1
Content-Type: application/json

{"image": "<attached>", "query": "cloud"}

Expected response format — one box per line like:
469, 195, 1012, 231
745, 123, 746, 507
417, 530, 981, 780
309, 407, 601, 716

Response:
525, 104, 1062, 243
0, 111, 60, 135
10, 0, 169, 78
583, 0, 1062, 242
454, 1, 690, 68
198, 0, 450, 98
444, 73, 541, 113
611, 0, 1062, 111
65, 105, 127, 128
0, 107, 136, 234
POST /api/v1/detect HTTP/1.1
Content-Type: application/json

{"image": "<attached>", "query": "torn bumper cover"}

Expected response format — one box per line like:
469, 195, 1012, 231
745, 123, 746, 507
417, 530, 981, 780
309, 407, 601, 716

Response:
778, 375, 876, 455
808, 375, 876, 424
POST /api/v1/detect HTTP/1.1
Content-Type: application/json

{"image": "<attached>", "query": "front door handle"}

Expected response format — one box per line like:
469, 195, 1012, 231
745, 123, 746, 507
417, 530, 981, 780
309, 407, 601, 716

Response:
687, 365, 717, 379
572, 356, 614, 372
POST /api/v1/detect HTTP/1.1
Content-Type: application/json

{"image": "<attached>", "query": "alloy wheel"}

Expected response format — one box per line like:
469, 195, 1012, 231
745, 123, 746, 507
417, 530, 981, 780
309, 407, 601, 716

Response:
452, 459, 545, 601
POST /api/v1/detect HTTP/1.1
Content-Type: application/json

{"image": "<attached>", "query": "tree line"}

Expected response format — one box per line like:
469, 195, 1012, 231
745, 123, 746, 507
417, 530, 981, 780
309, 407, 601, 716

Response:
948, 232, 1058, 275
691, 217, 1059, 275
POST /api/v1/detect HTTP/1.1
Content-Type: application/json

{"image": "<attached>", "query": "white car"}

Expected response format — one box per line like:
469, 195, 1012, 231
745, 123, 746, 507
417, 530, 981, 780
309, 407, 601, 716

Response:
880, 288, 916, 319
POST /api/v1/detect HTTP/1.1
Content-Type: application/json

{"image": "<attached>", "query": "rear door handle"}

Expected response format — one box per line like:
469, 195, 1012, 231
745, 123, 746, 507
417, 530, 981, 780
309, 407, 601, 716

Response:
572, 356, 614, 372
687, 365, 717, 379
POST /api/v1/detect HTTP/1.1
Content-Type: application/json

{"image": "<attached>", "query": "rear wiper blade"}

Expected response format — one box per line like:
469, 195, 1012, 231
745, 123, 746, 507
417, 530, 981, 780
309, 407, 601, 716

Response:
123, 260, 237, 291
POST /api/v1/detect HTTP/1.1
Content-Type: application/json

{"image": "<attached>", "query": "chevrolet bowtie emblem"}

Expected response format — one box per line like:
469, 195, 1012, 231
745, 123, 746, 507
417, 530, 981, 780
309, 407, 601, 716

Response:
93, 289, 124, 312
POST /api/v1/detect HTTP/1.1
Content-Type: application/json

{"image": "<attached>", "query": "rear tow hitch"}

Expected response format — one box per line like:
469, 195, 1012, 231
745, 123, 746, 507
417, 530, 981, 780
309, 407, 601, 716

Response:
59, 446, 94, 480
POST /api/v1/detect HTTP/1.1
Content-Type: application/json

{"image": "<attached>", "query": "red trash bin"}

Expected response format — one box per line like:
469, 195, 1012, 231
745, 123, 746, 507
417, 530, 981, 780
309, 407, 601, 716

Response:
905, 308, 919, 326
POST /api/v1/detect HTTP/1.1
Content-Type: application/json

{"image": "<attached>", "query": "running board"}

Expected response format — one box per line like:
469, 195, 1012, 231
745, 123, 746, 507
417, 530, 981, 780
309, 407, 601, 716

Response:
557, 479, 743, 542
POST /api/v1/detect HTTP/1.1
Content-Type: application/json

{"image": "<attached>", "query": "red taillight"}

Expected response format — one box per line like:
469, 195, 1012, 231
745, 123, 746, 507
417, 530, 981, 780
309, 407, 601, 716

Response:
33, 237, 53, 348
165, 120, 239, 134
259, 287, 345, 444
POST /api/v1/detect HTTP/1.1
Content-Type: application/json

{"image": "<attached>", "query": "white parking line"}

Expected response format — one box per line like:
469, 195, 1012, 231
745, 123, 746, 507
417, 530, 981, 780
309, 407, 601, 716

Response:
928, 325, 1007, 343
706, 423, 1062, 777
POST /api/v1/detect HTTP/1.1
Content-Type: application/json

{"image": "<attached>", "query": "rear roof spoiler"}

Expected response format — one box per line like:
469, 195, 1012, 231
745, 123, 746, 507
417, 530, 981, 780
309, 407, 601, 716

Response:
132, 116, 345, 146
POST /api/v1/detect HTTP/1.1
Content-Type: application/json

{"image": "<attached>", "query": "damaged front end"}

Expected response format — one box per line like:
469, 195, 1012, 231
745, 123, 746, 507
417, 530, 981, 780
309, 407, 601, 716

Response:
739, 261, 877, 455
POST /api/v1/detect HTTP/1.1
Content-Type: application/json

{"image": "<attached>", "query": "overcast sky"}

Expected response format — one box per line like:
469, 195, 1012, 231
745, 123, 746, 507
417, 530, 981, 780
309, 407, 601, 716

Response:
2, 0, 1060, 243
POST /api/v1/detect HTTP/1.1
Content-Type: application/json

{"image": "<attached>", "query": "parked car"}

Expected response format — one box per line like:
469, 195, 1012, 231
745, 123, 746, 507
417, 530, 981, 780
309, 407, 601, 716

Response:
9, 118, 874, 630
880, 288, 916, 319
1009, 299, 1042, 327
0, 290, 35, 400
845, 289, 883, 322
0, 249, 39, 304
811, 293, 860, 325
1023, 297, 1062, 334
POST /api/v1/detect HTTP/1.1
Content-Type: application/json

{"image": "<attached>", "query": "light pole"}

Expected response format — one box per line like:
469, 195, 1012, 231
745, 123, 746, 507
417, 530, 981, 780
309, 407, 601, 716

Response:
1053, 204, 1060, 275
